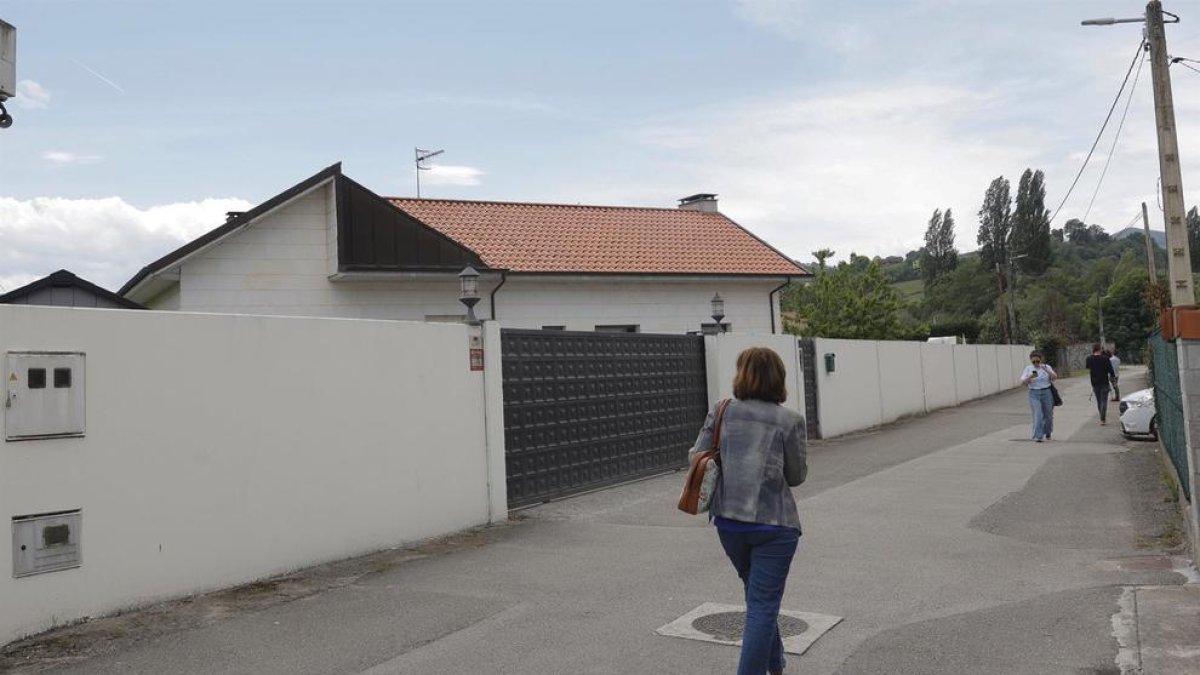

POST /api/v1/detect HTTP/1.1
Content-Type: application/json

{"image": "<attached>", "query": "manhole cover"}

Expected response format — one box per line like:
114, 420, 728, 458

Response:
657, 602, 843, 655
691, 611, 809, 642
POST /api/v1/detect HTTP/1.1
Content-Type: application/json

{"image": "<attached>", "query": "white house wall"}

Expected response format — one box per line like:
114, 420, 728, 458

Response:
154, 187, 787, 334
0, 305, 501, 645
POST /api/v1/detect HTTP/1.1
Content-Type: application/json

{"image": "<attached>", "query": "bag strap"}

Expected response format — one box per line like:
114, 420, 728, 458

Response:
711, 399, 731, 456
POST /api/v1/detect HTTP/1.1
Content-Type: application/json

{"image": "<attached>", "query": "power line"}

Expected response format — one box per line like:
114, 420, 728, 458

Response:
1083, 49, 1147, 221
1176, 60, 1200, 76
1049, 39, 1146, 225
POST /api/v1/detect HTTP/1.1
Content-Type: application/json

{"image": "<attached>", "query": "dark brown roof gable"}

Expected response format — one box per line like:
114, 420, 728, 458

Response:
119, 162, 345, 296
335, 175, 485, 272
2, 270, 145, 309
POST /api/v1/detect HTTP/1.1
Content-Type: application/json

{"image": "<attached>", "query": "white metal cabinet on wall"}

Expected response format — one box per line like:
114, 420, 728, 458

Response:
4, 351, 85, 440
12, 510, 82, 577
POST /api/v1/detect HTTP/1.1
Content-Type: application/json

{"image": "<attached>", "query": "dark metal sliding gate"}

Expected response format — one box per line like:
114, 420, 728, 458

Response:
501, 329, 709, 507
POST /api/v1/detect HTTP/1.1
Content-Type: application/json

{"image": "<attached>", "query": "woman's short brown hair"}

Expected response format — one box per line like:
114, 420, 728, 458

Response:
732, 347, 788, 404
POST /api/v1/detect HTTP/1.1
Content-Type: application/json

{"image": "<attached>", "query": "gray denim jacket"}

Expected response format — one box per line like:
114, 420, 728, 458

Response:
689, 398, 807, 531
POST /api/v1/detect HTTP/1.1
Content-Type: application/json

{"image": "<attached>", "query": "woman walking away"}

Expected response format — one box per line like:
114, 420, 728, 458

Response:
691, 347, 807, 675
1020, 350, 1058, 442
1085, 344, 1115, 425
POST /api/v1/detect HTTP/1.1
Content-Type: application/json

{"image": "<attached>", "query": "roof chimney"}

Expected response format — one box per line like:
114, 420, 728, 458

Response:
678, 193, 718, 213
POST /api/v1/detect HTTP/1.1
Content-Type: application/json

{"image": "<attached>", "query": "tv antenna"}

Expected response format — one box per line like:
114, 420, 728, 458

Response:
415, 147, 444, 198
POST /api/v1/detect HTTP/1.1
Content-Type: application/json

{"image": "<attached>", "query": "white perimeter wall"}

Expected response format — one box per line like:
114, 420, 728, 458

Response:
0, 305, 506, 645
704, 334, 805, 416
813, 338, 1034, 439
153, 183, 785, 335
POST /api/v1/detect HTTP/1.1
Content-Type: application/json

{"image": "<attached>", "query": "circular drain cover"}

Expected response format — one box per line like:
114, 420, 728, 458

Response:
691, 611, 809, 642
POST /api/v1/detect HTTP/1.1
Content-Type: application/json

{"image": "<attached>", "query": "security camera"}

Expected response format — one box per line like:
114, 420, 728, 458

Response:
0, 100, 10, 129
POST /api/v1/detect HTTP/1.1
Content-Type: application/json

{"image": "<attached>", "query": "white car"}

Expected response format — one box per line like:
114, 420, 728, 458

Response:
1119, 388, 1157, 439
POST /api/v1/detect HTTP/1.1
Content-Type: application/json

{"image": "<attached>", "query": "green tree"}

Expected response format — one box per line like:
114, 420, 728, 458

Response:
977, 176, 1011, 274
921, 208, 958, 286
796, 260, 908, 339
1009, 169, 1051, 274
812, 248, 835, 270
1101, 267, 1158, 356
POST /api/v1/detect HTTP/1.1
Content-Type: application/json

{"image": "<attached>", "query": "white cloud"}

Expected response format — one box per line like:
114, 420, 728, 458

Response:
584, 82, 1036, 260
0, 196, 253, 292
12, 80, 51, 109
43, 151, 103, 165
422, 164, 484, 186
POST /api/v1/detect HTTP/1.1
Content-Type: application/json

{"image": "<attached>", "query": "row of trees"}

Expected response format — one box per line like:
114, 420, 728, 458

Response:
783, 169, 1168, 360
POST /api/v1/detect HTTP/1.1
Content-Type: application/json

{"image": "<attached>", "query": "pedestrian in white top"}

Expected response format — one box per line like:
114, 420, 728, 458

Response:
1020, 350, 1058, 442
1109, 349, 1121, 401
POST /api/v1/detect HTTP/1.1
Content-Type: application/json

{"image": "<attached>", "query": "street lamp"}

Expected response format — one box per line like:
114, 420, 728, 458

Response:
711, 293, 726, 333
458, 265, 481, 324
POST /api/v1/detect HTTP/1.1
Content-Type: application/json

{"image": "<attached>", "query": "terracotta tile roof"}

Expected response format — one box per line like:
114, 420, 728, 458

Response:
387, 198, 809, 276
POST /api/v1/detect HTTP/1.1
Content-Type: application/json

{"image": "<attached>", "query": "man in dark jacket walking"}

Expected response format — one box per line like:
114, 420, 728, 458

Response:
1085, 344, 1116, 425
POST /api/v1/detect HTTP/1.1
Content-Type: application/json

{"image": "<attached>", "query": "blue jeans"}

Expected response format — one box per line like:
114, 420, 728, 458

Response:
1029, 387, 1054, 440
1092, 384, 1110, 421
718, 528, 800, 675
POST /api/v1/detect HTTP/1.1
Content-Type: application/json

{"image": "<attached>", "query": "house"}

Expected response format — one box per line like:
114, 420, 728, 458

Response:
1, 270, 144, 309
120, 163, 808, 334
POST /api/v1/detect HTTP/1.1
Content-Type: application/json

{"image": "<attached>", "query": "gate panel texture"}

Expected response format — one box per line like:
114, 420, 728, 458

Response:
798, 338, 821, 439
501, 330, 708, 507
1150, 333, 1191, 499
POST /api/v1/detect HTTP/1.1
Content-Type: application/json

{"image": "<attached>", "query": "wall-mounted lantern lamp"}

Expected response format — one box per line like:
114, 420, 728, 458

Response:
458, 265, 481, 324
711, 293, 726, 333
824, 353, 836, 373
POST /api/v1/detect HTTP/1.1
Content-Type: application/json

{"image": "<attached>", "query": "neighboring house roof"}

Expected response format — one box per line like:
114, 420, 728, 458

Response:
388, 198, 809, 276
1, 270, 145, 309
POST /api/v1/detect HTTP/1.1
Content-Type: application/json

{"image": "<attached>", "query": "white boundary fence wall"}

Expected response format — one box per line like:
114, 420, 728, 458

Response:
0, 305, 506, 645
813, 338, 1032, 439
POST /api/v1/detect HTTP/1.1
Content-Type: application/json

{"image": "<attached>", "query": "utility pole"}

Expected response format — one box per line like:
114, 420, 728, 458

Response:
1146, 1, 1194, 305
1098, 291, 1107, 348
996, 263, 1011, 344
1142, 201, 1158, 281
1007, 254, 1028, 342
1006, 258, 1018, 343
1083, 1, 1193, 306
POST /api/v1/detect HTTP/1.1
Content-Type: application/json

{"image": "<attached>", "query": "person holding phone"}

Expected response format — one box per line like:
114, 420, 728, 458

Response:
1020, 350, 1058, 442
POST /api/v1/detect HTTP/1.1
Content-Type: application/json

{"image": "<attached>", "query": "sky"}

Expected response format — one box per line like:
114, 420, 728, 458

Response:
3, 0, 1200, 292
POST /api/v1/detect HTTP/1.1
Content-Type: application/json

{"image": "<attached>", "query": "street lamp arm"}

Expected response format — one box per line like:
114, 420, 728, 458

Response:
1082, 17, 1146, 26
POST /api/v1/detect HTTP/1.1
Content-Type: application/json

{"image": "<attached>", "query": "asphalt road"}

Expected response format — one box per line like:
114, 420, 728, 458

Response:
5, 368, 1192, 674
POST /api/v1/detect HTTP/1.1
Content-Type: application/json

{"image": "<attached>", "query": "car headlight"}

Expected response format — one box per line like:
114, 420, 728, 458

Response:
1119, 402, 1129, 414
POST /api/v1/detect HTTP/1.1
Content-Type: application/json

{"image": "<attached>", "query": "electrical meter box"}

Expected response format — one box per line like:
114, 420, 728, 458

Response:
0, 20, 14, 99
5, 351, 86, 440
12, 510, 82, 577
